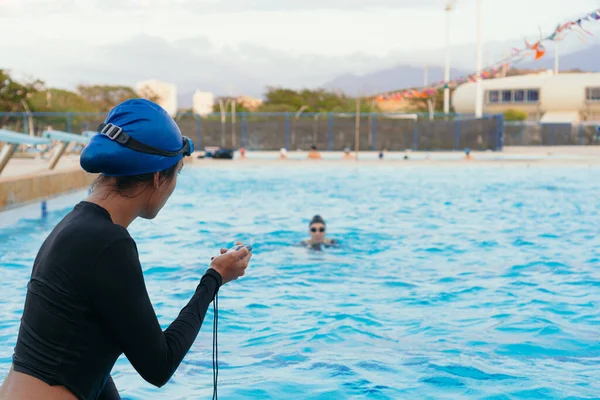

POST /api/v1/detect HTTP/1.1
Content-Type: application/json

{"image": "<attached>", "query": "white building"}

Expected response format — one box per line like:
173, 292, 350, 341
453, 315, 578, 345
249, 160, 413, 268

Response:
452, 71, 600, 123
193, 91, 215, 116
136, 79, 178, 117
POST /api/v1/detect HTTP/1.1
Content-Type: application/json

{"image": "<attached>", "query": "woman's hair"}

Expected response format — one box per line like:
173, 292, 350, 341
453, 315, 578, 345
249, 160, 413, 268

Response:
93, 162, 179, 198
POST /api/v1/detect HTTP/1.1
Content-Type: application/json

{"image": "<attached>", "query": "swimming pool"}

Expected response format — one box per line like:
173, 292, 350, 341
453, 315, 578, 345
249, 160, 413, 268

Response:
1, 164, 599, 399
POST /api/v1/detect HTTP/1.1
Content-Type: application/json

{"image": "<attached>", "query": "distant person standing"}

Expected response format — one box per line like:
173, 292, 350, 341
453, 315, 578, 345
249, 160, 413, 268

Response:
378, 149, 385, 160
239, 147, 247, 159
308, 146, 322, 160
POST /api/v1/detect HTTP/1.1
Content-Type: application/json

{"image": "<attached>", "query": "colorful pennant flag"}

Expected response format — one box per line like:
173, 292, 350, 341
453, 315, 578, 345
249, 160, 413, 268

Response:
375, 7, 600, 102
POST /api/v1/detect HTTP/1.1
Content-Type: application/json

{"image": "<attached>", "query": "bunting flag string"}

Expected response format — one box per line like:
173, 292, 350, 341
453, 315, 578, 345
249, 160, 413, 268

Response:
375, 7, 600, 103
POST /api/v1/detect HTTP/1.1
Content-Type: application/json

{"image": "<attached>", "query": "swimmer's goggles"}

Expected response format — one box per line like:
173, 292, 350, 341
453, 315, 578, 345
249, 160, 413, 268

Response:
97, 123, 193, 157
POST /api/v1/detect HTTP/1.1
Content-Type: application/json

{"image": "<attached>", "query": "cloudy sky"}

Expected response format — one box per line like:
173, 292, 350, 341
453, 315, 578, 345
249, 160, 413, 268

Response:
1, 0, 599, 97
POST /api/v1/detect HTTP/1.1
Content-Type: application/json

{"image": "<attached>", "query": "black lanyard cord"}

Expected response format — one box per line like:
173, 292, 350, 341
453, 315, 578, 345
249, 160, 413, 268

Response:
212, 293, 219, 400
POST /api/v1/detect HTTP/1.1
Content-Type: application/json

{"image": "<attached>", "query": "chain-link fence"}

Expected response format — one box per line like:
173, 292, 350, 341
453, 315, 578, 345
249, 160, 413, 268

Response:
0, 111, 511, 151
178, 112, 504, 152
505, 121, 600, 146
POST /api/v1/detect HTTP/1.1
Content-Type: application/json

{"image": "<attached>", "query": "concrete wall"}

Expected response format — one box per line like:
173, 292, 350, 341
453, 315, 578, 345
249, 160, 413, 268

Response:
0, 168, 96, 211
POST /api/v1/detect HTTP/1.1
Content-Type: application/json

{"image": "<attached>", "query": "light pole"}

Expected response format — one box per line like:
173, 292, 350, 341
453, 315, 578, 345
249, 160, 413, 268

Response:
474, 0, 483, 118
444, 1, 455, 115
554, 41, 560, 75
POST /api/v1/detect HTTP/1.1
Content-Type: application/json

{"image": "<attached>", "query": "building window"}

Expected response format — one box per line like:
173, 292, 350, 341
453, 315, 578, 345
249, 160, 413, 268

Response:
526, 89, 539, 103
486, 88, 540, 104
587, 87, 600, 101
514, 90, 525, 102
488, 90, 499, 103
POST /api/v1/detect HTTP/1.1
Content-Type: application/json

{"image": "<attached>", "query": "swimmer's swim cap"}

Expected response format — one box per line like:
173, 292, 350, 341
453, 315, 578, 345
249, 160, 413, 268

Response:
80, 99, 193, 176
310, 215, 325, 226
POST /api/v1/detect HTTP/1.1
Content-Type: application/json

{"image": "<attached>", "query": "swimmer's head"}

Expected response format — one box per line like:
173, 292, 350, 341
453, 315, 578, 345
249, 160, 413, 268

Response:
311, 145, 317, 151
344, 147, 351, 154
309, 215, 326, 243
280, 148, 287, 155
465, 147, 471, 155
82, 99, 192, 219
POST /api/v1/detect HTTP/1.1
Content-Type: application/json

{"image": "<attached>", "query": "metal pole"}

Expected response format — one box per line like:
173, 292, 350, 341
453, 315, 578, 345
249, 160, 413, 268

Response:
368, 112, 372, 148
0, 143, 17, 176
195, 113, 201, 150
444, 1, 453, 114
218, 99, 225, 147
242, 112, 247, 147
231, 100, 235, 148
455, 118, 460, 150
371, 113, 377, 151
554, 41, 560, 75
313, 113, 320, 146
355, 98, 360, 159
328, 113, 334, 151
474, 0, 483, 119
285, 112, 290, 150
231, 101, 236, 147
48, 142, 68, 170
293, 106, 308, 149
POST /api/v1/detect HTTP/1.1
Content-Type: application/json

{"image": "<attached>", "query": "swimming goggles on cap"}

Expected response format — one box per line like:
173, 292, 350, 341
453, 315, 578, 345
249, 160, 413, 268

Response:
97, 123, 192, 157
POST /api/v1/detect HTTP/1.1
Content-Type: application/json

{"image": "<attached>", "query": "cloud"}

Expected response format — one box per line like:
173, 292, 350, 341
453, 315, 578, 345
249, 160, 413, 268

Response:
0, 0, 76, 15
50, 0, 439, 13
181, 0, 439, 13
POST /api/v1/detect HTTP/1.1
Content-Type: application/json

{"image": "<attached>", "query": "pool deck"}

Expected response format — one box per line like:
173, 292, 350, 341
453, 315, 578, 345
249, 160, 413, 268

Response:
1, 147, 600, 181
1, 147, 599, 211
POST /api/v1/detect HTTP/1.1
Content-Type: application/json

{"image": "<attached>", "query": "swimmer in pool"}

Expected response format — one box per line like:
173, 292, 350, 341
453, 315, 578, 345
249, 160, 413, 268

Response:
342, 147, 354, 160
308, 145, 322, 160
300, 215, 339, 249
464, 147, 473, 160
0, 99, 252, 400
279, 147, 288, 160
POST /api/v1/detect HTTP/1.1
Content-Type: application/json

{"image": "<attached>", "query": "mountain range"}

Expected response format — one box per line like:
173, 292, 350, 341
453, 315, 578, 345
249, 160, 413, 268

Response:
319, 43, 600, 97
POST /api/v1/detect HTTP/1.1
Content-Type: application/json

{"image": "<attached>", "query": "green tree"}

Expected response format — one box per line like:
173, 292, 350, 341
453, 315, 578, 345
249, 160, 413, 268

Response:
29, 89, 97, 112
0, 69, 44, 112
261, 87, 353, 112
504, 108, 528, 121
76, 85, 139, 112
0, 69, 44, 129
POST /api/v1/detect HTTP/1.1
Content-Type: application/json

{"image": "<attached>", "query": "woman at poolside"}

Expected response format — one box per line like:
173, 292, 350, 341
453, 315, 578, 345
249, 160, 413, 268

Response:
300, 215, 339, 250
0, 99, 252, 400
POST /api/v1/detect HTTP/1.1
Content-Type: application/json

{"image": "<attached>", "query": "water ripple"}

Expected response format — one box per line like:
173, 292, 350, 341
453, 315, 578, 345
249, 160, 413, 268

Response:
0, 165, 599, 398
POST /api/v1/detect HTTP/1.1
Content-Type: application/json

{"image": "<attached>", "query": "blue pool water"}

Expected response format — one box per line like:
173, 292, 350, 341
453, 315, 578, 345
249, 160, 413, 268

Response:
1, 164, 599, 399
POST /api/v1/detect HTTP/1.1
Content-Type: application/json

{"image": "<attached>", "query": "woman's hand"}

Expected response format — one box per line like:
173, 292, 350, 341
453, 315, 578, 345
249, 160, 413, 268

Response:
210, 242, 252, 285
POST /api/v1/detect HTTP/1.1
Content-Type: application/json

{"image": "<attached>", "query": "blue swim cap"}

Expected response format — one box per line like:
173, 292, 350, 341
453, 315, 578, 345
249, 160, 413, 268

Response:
80, 99, 193, 176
